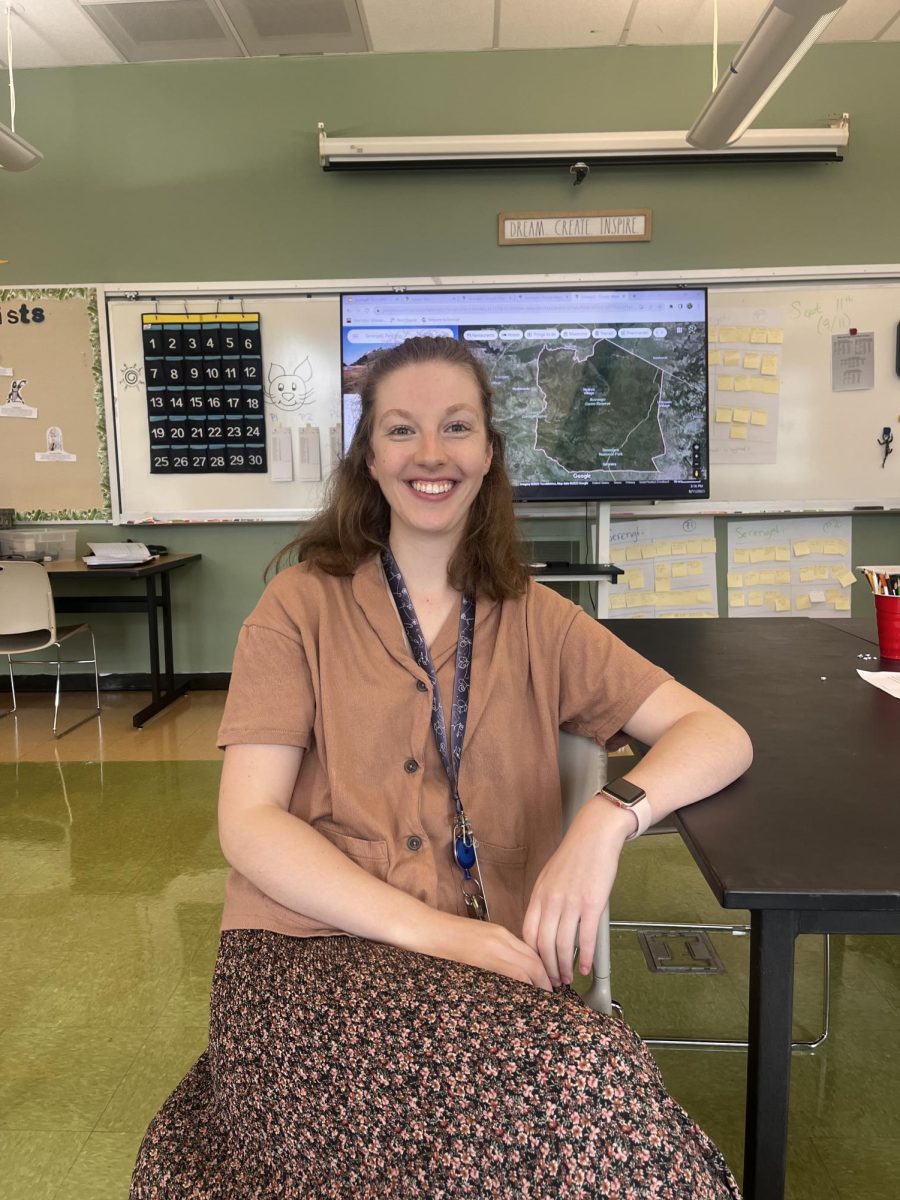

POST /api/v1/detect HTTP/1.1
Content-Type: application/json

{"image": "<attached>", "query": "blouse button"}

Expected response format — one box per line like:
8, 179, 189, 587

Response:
403, 758, 419, 774
406, 835, 423, 852
416, 680, 428, 693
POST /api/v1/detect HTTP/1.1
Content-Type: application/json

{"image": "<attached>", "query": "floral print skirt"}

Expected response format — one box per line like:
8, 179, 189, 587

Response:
131, 930, 741, 1199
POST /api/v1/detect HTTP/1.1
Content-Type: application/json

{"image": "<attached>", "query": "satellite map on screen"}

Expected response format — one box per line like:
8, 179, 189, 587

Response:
465, 324, 707, 487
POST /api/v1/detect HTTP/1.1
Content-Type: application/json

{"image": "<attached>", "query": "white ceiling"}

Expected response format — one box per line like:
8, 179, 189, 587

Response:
3, 0, 900, 70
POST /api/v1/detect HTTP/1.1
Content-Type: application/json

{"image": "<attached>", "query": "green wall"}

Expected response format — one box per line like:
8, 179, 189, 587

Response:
3, 44, 899, 676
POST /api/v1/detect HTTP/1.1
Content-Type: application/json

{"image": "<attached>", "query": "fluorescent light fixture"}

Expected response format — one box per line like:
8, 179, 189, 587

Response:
687, 0, 848, 150
318, 122, 848, 171
0, 121, 42, 171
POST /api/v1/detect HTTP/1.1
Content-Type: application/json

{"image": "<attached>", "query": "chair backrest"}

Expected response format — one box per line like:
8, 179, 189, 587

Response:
0, 560, 56, 638
558, 730, 608, 834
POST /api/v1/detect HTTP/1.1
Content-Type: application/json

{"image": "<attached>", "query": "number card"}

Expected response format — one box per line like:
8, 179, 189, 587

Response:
143, 313, 267, 475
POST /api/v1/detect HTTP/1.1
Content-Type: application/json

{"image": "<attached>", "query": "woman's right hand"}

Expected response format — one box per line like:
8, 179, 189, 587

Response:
414, 910, 554, 991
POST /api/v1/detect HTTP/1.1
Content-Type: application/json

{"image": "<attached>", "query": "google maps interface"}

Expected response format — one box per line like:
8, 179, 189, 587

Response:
341, 289, 709, 499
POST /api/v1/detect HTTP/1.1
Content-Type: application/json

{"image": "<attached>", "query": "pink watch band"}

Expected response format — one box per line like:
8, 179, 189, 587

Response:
625, 796, 653, 841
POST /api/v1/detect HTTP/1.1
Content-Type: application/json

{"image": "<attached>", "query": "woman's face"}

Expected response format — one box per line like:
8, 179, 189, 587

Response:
366, 361, 493, 546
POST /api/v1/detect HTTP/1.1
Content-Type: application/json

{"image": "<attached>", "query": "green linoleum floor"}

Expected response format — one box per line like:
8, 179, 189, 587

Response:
1, 761, 899, 1199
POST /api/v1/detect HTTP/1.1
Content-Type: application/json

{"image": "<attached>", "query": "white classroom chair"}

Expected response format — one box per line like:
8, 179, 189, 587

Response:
558, 729, 613, 1014
0, 560, 101, 738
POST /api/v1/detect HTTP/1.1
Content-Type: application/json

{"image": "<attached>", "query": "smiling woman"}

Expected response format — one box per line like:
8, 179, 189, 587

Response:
130, 335, 751, 1200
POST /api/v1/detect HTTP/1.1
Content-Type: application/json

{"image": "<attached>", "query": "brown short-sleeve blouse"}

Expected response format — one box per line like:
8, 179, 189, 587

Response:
217, 556, 671, 939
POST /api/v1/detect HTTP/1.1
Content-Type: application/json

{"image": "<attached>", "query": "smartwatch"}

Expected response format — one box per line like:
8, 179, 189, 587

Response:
598, 777, 652, 840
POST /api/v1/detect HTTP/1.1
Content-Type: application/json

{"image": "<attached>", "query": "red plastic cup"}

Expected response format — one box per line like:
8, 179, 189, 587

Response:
873, 594, 900, 660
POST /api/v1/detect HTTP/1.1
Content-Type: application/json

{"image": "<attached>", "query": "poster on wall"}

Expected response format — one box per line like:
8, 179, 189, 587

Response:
0, 288, 109, 521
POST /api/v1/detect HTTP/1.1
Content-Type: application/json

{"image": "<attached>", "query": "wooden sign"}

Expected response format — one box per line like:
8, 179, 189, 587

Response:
499, 210, 652, 246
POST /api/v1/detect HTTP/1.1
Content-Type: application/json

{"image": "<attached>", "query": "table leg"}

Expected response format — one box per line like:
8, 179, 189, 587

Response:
161, 571, 175, 694
743, 908, 799, 1200
145, 575, 161, 709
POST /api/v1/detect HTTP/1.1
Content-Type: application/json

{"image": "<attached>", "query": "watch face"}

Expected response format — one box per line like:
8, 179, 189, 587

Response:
604, 778, 646, 808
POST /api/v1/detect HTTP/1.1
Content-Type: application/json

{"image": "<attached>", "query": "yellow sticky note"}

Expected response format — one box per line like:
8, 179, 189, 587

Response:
641, 544, 657, 559
750, 410, 768, 426
728, 592, 745, 608
655, 561, 671, 581
609, 593, 627, 610
625, 545, 643, 561
809, 539, 824, 554
719, 325, 738, 343
686, 539, 702, 554
733, 548, 750, 564
759, 570, 776, 585
708, 349, 723, 366
625, 592, 644, 609
687, 560, 703, 576
749, 547, 768, 563
760, 355, 779, 376
825, 588, 841, 604
835, 595, 851, 611
718, 375, 735, 392
795, 594, 812, 610
743, 352, 761, 370
775, 545, 790, 561
814, 565, 829, 581
656, 578, 672, 593
836, 569, 856, 588
730, 425, 748, 440
625, 569, 646, 590
793, 541, 811, 557
701, 538, 716, 554
799, 566, 817, 583
745, 571, 760, 586
775, 570, 791, 585
723, 350, 741, 367
734, 377, 751, 392
655, 540, 672, 557
671, 562, 688, 578
708, 326, 719, 343
696, 586, 713, 604
748, 591, 764, 606
750, 327, 768, 344
732, 407, 751, 423
760, 378, 780, 395
735, 327, 751, 342
749, 380, 769, 395
716, 407, 734, 423
727, 572, 744, 588
824, 539, 844, 555
774, 595, 790, 612
670, 541, 687, 556
767, 328, 784, 344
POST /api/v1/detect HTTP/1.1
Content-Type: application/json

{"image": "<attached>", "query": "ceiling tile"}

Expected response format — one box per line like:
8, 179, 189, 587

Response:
498, 0, 631, 49
362, 0, 495, 52
4, 0, 120, 68
627, 1, 761, 47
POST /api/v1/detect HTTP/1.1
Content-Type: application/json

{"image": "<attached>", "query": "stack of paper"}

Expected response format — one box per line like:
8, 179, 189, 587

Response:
83, 541, 156, 567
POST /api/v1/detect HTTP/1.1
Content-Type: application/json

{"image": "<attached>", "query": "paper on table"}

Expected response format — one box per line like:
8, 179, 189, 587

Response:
84, 541, 154, 566
857, 670, 900, 700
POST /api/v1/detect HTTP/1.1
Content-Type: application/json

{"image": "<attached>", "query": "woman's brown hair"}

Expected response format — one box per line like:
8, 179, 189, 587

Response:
273, 336, 530, 599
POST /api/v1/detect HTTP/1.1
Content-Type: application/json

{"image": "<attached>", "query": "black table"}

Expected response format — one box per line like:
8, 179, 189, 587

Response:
603, 617, 900, 1200
47, 554, 201, 727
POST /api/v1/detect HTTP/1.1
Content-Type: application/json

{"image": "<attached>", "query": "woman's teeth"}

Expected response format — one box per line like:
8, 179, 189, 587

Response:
410, 481, 454, 495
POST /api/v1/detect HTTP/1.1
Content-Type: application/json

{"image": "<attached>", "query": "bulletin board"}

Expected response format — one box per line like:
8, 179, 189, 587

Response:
102, 269, 900, 523
0, 287, 109, 521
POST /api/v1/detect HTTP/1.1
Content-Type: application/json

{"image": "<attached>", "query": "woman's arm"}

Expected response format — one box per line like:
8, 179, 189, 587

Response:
522, 680, 752, 988
218, 743, 553, 990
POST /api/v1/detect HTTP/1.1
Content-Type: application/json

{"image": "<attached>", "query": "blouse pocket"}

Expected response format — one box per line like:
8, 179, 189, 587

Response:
475, 839, 527, 868
474, 839, 528, 932
314, 820, 390, 880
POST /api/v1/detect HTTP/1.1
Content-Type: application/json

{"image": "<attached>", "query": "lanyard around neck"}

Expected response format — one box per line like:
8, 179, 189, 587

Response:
381, 548, 489, 920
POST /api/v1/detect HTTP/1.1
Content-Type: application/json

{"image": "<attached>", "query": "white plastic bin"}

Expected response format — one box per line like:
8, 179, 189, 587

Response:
0, 528, 78, 562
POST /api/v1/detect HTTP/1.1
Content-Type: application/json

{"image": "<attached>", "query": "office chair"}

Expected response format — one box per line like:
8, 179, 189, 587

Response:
0, 560, 101, 738
558, 731, 830, 1049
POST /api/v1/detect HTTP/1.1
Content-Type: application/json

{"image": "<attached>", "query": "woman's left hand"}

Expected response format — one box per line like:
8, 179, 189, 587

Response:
522, 798, 635, 988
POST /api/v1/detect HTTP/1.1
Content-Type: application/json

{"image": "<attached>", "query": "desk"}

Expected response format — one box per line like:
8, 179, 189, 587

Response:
46, 554, 201, 727
602, 617, 900, 1200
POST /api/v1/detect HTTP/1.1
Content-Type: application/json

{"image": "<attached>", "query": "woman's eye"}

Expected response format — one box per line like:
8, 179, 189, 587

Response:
446, 422, 470, 434
388, 425, 413, 436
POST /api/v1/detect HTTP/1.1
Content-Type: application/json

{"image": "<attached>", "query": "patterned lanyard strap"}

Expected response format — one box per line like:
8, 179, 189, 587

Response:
381, 548, 489, 921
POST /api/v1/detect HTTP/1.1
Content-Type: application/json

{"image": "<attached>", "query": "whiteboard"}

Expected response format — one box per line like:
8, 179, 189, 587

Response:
105, 292, 341, 523
705, 282, 900, 509
102, 270, 900, 522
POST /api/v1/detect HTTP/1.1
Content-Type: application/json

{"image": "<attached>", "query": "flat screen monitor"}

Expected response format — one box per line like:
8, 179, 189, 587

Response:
341, 286, 709, 502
